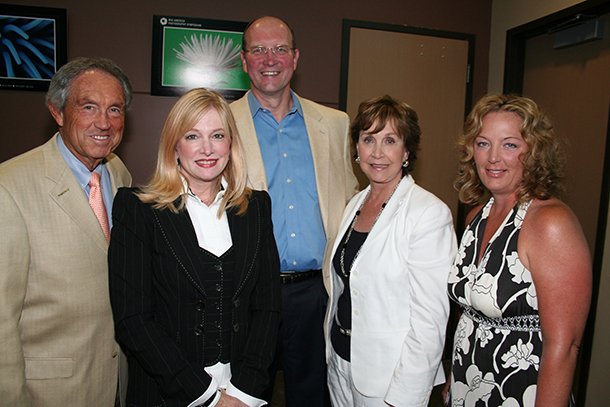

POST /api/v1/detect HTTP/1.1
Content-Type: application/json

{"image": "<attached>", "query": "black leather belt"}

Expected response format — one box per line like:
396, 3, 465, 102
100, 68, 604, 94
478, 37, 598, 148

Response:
279, 269, 322, 284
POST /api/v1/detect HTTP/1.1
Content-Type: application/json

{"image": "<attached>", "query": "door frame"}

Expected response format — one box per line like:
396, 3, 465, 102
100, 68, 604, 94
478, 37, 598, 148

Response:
504, 1, 610, 404
504, 0, 610, 94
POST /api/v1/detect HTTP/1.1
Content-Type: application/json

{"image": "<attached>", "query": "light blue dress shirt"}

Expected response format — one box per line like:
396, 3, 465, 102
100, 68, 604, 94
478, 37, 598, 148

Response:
56, 135, 114, 228
248, 91, 326, 272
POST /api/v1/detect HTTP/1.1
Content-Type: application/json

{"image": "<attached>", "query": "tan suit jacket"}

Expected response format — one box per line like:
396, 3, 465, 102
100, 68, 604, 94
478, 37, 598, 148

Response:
0, 134, 131, 406
230, 92, 358, 289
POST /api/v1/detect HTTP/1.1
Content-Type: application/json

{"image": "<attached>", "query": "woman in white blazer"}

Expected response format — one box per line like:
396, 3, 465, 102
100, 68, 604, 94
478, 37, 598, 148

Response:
325, 95, 457, 406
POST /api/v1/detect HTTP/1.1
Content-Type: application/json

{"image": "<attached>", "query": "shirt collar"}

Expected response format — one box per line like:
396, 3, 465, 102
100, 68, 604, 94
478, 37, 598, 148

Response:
181, 176, 228, 206
247, 90, 303, 119
56, 134, 105, 189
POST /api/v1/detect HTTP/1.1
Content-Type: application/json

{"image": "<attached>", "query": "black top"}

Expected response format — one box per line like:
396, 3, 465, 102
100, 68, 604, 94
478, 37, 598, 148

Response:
199, 246, 236, 366
331, 223, 367, 362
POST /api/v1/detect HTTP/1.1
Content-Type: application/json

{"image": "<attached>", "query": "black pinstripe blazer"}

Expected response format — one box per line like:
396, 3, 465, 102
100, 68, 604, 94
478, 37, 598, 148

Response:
108, 188, 280, 407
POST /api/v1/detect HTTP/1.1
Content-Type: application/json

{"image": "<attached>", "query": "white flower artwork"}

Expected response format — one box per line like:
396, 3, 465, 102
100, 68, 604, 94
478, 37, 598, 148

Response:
173, 34, 241, 88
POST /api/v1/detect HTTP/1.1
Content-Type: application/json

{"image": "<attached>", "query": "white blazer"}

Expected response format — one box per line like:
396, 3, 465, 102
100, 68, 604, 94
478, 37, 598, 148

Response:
324, 175, 457, 406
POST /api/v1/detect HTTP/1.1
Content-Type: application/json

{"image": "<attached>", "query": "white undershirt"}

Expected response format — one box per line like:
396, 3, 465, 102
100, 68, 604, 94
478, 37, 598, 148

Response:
185, 177, 232, 256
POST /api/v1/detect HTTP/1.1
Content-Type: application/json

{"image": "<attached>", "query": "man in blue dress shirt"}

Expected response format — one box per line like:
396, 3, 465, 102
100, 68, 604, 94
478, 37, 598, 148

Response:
230, 16, 358, 407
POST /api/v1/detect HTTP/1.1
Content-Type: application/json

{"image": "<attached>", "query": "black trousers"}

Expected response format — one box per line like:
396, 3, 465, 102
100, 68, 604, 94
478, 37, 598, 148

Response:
265, 276, 331, 407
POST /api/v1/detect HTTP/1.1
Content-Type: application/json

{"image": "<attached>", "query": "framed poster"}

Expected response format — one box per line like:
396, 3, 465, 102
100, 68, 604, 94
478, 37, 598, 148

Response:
0, 3, 67, 92
151, 15, 250, 99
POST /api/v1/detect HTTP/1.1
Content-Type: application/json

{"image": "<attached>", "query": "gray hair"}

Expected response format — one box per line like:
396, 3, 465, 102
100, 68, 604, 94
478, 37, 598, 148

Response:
46, 57, 133, 111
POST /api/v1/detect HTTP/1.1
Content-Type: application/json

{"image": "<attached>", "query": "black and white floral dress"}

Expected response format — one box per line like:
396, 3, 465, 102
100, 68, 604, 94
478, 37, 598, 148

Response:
448, 198, 541, 407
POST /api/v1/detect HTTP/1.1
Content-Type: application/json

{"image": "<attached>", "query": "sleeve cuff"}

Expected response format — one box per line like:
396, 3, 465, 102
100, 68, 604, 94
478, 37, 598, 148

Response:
225, 381, 267, 406
187, 377, 220, 407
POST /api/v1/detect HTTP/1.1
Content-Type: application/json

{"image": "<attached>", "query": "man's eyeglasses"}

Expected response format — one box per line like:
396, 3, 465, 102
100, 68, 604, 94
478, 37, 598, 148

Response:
245, 45, 294, 57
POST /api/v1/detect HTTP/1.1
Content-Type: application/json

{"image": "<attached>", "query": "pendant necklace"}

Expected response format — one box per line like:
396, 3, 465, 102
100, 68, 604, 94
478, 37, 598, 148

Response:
338, 180, 401, 278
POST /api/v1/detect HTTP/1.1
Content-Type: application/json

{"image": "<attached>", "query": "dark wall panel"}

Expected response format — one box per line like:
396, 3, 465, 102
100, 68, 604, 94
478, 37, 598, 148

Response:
0, 0, 491, 184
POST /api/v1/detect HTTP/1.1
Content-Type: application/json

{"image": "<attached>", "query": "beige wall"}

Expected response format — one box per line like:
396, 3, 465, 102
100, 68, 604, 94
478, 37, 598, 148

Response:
488, 0, 585, 93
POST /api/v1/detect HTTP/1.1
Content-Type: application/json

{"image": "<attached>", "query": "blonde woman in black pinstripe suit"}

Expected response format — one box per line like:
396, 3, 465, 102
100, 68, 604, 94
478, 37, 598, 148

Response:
109, 88, 281, 407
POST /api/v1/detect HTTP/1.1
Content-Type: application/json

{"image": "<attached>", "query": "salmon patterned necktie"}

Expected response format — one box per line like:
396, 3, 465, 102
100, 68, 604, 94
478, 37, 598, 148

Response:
88, 171, 110, 241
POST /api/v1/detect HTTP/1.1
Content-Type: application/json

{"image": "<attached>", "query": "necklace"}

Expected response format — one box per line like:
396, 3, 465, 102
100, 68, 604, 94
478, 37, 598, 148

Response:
338, 180, 401, 278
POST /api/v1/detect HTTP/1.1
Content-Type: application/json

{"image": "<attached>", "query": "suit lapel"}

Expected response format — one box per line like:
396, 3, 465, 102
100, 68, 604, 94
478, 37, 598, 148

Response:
152, 197, 260, 299
299, 96, 332, 231
152, 206, 208, 296
43, 135, 109, 251
231, 94, 268, 190
227, 205, 255, 299
105, 153, 131, 192
106, 157, 120, 194
350, 177, 414, 270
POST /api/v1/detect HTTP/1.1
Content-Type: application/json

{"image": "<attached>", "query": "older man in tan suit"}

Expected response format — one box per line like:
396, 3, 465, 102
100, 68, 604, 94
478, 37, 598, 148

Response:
0, 57, 132, 406
230, 16, 358, 406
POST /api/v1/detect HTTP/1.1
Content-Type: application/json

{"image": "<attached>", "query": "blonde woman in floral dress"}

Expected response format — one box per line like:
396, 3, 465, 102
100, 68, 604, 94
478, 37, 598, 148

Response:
447, 95, 591, 406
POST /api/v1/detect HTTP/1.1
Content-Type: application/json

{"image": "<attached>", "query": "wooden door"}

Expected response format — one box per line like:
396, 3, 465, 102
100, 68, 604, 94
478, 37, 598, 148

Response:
340, 20, 474, 224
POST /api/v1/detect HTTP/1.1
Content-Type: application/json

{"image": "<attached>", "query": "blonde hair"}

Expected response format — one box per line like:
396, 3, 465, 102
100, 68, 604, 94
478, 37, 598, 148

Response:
138, 88, 251, 215
455, 94, 565, 205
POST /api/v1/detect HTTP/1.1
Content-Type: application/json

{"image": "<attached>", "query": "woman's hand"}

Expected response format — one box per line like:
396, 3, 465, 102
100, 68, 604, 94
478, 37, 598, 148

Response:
216, 390, 248, 407
441, 379, 451, 406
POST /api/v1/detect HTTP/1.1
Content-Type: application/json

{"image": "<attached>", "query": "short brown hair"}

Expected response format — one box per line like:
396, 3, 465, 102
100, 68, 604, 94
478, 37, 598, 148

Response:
350, 94, 420, 175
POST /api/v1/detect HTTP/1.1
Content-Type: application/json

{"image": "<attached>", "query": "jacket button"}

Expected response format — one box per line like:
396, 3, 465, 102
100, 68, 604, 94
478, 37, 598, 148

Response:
195, 300, 205, 311
214, 264, 223, 272
233, 299, 240, 308
233, 323, 239, 332
194, 327, 203, 336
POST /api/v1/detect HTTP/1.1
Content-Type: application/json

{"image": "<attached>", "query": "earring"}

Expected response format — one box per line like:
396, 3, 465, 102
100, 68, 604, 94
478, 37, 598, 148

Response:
355, 156, 361, 163
402, 160, 408, 168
